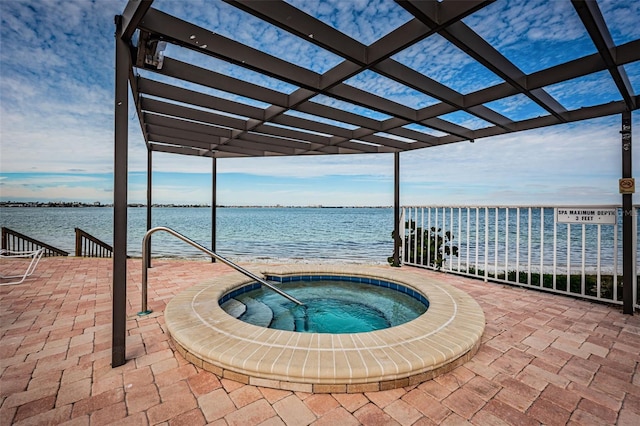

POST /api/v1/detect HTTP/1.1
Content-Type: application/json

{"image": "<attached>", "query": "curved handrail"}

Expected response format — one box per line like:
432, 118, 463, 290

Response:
140, 226, 303, 315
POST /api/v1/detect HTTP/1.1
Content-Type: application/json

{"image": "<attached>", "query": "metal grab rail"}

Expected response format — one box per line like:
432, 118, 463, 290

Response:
140, 226, 303, 315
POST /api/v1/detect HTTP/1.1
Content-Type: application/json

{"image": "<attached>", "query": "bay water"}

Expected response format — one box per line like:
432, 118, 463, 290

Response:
0, 207, 394, 263
1, 206, 634, 271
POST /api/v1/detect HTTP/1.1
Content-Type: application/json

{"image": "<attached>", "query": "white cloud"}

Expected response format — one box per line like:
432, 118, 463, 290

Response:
215, 186, 392, 207
142, 147, 397, 182
463, 0, 596, 73
465, 0, 585, 49
344, 70, 438, 109
599, 0, 640, 43
392, 33, 502, 94
0, 184, 112, 203
545, 71, 622, 109
0, 175, 105, 186
398, 115, 635, 205
0, 0, 126, 174
285, 0, 411, 45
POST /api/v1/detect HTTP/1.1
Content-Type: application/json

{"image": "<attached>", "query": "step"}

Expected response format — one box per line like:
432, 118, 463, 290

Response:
270, 309, 295, 331
220, 298, 246, 318
241, 297, 274, 328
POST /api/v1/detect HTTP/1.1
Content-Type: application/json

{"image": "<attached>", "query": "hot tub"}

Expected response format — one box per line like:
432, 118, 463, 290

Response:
165, 264, 485, 393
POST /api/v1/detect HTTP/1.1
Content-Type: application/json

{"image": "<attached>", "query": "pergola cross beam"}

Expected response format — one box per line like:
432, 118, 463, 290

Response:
571, 0, 636, 111
397, 0, 568, 123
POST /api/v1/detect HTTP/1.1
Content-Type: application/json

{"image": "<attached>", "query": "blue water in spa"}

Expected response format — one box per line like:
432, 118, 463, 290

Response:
224, 279, 428, 333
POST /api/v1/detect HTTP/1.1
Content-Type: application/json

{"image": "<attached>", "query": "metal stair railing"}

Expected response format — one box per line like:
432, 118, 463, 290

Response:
140, 226, 303, 316
1, 227, 69, 257
75, 228, 113, 257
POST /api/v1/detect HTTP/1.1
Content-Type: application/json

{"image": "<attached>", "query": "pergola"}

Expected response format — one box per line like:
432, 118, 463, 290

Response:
113, 0, 638, 366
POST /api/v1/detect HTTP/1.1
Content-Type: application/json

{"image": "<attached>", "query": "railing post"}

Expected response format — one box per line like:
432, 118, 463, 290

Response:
633, 207, 638, 310
212, 156, 217, 263
457, 208, 462, 271
466, 208, 470, 273
140, 230, 152, 316
428, 207, 432, 268
621, 111, 633, 314
494, 208, 499, 278
516, 207, 521, 282
540, 207, 545, 287
505, 208, 510, 278
112, 14, 130, 368
528, 208, 532, 285
75, 228, 82, 257
392, 152, 401, 267
146, 148, 152, 269
484, 207, 488, 282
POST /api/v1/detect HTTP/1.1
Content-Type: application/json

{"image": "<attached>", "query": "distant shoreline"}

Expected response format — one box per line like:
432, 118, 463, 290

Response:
0, 202, 391, 209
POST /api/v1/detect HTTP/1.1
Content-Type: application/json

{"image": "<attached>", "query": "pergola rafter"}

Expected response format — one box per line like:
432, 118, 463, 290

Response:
571, 0, 636, 111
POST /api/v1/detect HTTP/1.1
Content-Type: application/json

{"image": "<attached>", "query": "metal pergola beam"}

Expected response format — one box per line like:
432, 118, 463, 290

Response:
141, 97, 250, 131
146, 148, 152, 270
146, 130, 219, 150
158, 58, 289, 107
224, 0, 367, 66
397, 0, 568, 123
141, 61, 433, 151
112, 14, 131, 368
139, 8, 321, 90
137, 77, 267, 120
571, 0, 636, 111
149, 144, 213, 157
144, 114, 231, 140
119, 0, 152, 39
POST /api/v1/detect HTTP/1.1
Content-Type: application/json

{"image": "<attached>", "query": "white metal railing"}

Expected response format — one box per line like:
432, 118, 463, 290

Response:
400, 206, 639, 311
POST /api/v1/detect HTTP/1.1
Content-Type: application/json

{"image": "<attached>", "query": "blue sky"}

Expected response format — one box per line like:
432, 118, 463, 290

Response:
1, 0, 639, 207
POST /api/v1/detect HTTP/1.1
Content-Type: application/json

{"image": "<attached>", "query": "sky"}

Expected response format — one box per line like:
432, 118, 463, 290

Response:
0, 0, 639, 207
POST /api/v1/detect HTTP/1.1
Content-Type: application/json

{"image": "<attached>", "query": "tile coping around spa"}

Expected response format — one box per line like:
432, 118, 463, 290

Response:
164, 265, 486, 393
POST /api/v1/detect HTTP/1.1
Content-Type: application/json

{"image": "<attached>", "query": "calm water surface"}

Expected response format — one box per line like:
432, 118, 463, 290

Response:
2, 206, 634, 270
0, 207, 394, 263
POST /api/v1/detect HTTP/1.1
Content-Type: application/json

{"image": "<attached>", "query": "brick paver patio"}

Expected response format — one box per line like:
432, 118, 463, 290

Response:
1, 257, 639, 425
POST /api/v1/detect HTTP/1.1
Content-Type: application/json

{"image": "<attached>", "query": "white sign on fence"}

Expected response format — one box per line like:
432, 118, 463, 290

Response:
555, 208, 617, 225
